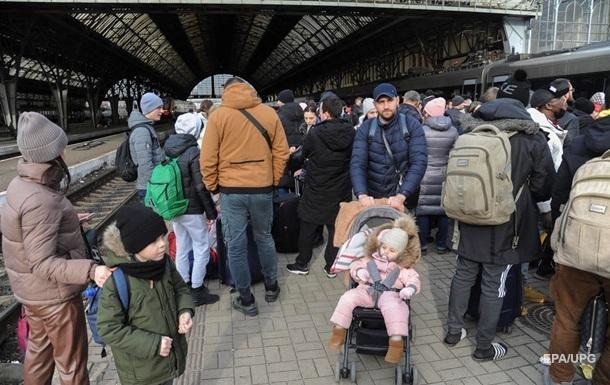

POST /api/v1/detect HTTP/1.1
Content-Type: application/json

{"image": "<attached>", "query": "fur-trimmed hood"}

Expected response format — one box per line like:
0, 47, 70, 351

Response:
363, 213, 421, 268
460, 114, 539, 135
101, 222, 132, 267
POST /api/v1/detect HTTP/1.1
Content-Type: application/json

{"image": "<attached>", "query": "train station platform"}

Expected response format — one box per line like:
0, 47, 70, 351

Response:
71, 248, 579, 385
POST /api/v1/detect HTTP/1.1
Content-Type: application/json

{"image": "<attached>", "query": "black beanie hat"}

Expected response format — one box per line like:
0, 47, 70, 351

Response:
278, 89, 295, 104
497, 69, 530, 107
530, 89, 555, 109
574, 97, 594, 114
115, 203, 167, 254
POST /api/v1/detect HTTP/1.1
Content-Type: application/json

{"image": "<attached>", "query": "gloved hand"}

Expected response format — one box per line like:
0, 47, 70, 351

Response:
356, 269, 370, 283
399, 287, 416, 300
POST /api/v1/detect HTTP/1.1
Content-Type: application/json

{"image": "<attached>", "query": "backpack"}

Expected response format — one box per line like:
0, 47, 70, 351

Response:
442, 124, 520, 226
144, 157, 189, 220
85, 268, 129, 357
115, 127, 154, 182
551, 149, 610, 278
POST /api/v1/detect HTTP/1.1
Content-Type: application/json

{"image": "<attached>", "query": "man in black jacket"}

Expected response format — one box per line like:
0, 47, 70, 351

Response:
286, 97, 356, 278
445, 78, 555, 361
277, 89, 305, 150
164, 112, 219, 306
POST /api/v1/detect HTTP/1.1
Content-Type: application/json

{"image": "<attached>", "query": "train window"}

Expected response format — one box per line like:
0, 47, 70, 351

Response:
492, 75, 509, 87
461, 79, 478, 100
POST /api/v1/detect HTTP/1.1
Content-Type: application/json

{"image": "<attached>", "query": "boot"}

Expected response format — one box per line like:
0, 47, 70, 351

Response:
328, 326, 347, 351
192, 285, 220, 306
385, 337, 403, 364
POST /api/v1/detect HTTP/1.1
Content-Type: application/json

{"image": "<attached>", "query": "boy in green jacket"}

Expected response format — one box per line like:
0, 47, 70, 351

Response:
97, 203, 194, 385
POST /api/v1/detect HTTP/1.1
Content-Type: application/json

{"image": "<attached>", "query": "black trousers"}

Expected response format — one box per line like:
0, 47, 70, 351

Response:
296, 220, 338, 270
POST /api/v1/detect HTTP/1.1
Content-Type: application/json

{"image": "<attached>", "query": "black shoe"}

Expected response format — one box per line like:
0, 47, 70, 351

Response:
232, 295, 258, 317
192, 286, 220, 306
436, 246, 448, 254
264, 281, 281, 303
323, 266, 337, 279
535, 263, 555, 280
472, 342, 508, 361
286, 263, 309, 275
443, 328, 467, 346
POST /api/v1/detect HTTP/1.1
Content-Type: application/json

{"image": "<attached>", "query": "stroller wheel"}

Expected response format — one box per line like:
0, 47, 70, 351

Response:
411, 367, 419, 385
350, 361, 357, 383
395, 365, 403, 385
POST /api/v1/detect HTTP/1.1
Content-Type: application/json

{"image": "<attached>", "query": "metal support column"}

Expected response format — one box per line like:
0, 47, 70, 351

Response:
51, 86, 69, 131
0, 80, 17, 135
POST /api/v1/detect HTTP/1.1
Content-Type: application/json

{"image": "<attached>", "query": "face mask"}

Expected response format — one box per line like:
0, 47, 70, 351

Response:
554, 108, 566, 120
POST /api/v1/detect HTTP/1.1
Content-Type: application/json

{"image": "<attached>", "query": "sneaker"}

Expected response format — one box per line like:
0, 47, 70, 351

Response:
232, 295, 258, 317
443, 328, 467, 346
323, 266, 337, 279
191, 286, 220, 306
436, 246, 448, 254
286, 263, 309, 275
264, 281, 281, 303
543, 365, 574, 385
524, 285, 545, 303
472, 342, 508, 361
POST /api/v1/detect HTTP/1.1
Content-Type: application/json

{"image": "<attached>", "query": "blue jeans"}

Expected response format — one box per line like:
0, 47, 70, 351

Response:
220, 192, 277, 292
416, 215, 449, 249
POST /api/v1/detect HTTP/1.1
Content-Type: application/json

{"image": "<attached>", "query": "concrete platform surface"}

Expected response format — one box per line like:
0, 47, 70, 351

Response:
63, 246, 580, 385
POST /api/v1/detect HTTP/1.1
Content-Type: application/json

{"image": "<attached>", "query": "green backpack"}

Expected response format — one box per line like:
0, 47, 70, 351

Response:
144, 158, 189, 220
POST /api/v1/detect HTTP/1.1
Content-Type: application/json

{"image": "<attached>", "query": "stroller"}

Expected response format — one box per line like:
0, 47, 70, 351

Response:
335, 205, 418, 385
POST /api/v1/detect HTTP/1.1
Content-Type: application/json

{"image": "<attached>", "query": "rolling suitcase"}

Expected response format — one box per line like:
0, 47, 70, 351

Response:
216, 217, 264, 287
466, 264, 522, 333
272, 179, 301, 253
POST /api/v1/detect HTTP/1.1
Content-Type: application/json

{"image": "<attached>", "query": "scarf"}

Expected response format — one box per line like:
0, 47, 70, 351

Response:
118, 255, 167, 281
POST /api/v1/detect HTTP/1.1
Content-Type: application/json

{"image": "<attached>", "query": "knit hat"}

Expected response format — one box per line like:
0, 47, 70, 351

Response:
17, 112, 68, 163
590, 92, 605, 106
548, 79, 570, 99
451, 95, 465, 107
362, 97, 375, 115
140, 92, 164, 116
278, 89, 295, 104
379, 228, 409, 253
424, 97, 446, 117
115, 203, 167, 254
574, 97, 594, 114
529, 89, 555, 109
497, 69, 530, 106
174, 112, 202, 138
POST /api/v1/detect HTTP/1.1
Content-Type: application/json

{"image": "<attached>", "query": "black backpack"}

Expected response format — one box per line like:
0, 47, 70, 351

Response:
115, 127, 154, 182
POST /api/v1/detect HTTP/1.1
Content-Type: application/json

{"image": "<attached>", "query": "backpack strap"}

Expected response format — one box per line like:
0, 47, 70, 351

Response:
398, 113, 410, 141
368, 119, 378, 144
512, 184, 526, 249
112, 268, 130, 314
239, 109, 272, 149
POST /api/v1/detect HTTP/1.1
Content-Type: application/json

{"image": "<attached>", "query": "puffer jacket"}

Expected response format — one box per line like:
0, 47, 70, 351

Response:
278, 102, 305, 147
445, 108, 464, 133
1, 161, 95, 306
558, 110, 579, 148
350, 113, 428, 200
398, 103, 422, 124
128, 111, 165, 190
298, 118, 355, 225
200, 83, 290, 194
164, 134, 217, 219
454, 99, 556, 265
416, 116, 458, 216
97, 224, 194, 385
563, 109, 595, 146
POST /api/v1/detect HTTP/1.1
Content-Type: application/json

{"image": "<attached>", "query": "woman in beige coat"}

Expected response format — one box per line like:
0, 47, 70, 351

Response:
1, 112, 113, 385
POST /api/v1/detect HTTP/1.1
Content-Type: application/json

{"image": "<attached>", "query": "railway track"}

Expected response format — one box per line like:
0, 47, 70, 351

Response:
0, 168, 137, 357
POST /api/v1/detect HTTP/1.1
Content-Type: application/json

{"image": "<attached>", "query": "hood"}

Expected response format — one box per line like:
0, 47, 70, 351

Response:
425, 116, 452, 131
221, 83, 261, 110
476, 98, 532, 121
584, 116, 610, 155
363, 213, 421, 268
316, 119, 355, 151
461, 114, 539, 135
278, 102, 304, 123
127, 110, 153, 129
17, 160, 63, 190
102, 223, 133, 266
164, 134, 197, 158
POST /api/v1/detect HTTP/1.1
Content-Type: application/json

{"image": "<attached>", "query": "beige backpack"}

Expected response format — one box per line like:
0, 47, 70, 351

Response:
442, 124, 521, 226
551, 150, 610, 278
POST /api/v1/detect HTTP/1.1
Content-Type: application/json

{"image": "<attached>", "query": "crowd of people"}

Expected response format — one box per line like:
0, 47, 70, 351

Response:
2, 70, 609, 385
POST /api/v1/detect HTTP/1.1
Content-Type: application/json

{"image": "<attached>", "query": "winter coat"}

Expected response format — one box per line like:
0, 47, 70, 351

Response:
97, 224, 194, 385
564, 109, 595, 146
398, 103, 422, 124
350, 113, 428, 200
445, 108, 464, 132
558, 110, 579, 148
163, 134, 217, 219
298, 118, 355, 225
128, 111, 165, 190
552, 115, 610, 220
1, 161, 94, 306
454, 99, 556, 265
527, 108, 564, 170
278, 102, 305, 147
200, 83, 290, 194
416, 116, 458, 216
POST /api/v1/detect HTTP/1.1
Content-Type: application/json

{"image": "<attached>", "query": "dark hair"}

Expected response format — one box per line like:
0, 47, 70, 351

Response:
303, 106, 317, 114
200, 99, 213, 112
42, 156, 71, 193
321, 97, 343, 118
224, 77, 245, 88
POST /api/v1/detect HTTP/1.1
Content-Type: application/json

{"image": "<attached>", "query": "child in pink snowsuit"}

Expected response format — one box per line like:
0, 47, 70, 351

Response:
328, 215, 421, 364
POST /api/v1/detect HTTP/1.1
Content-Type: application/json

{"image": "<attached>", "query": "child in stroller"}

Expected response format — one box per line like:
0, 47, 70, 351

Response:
328, 215, 421, 364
